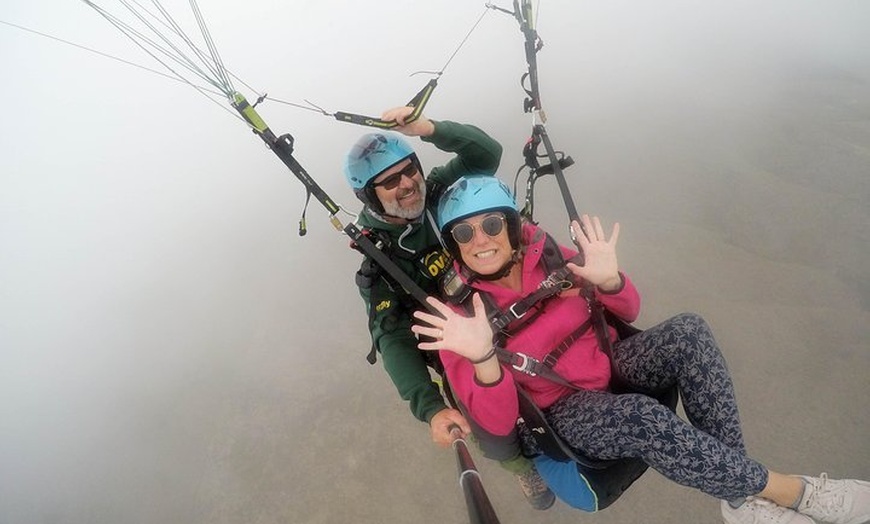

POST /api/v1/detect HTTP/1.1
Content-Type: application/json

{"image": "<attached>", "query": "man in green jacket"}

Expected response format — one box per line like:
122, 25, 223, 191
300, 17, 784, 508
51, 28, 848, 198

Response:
343, 106, 553, 510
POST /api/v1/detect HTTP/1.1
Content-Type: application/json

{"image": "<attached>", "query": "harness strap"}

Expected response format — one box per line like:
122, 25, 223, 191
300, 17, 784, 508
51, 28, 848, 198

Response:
581, 285, 613, 359
488, 239, 579, 332
542, 317, 593, 368
496, 316, 594, 391
490, 281, 564, 331
458, 232, 604, 389
355, 238, 437, 365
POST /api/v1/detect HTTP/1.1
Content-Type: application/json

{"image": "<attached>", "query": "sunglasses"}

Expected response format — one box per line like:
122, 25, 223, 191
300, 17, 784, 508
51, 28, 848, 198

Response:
372, 162, 419, 190
450, 215, 506, 244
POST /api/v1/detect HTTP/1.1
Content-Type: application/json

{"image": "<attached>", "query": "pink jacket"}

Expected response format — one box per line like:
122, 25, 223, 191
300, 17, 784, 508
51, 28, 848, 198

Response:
439, 223, 641, 436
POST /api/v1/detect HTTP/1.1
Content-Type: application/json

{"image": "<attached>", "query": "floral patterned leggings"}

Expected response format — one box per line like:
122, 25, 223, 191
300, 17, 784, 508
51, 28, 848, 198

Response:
539, 312, 768, 500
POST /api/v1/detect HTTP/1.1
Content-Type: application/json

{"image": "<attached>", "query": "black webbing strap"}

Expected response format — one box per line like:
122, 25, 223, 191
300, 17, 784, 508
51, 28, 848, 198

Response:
489, 283, 562, 331
542, 317, 594, 368
488, 262, 577, 332
496, 316, 593, 390
581, 285, 615, 360
515, 284, 665, 399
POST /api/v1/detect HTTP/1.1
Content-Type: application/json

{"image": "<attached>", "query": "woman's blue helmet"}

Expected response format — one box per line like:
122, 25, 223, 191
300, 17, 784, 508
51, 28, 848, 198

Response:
437, 175, 522, 258
344, 132, 420, 213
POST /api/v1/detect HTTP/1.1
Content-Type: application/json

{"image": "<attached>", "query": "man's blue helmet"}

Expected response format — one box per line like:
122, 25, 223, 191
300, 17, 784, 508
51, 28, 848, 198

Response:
343, 132, 419, 213
437, 175, 522, 257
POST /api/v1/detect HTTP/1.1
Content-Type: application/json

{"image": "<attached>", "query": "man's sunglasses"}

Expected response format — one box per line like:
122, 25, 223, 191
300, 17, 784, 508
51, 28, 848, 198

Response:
372, 162, 419, 190
450, 215, 506, 244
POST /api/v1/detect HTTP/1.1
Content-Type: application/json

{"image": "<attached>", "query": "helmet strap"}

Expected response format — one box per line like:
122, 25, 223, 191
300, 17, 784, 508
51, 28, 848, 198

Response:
360, 186, 385, 215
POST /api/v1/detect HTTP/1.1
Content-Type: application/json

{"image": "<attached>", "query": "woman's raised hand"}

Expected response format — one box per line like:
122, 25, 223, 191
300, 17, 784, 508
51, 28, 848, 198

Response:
411, 293, 493, 361
568, 214, 622, 292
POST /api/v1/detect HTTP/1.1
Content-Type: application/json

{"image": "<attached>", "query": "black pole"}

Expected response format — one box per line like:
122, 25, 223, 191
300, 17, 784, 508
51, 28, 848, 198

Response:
534, 124, 580, 223
451, 426, 501, 524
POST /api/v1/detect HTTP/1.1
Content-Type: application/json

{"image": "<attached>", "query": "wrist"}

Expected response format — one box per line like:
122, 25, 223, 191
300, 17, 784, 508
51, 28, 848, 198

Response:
469, 346, 496, 364
473, 353, 504, 386
418, 119, 436, 138
597, 273, 624, 294
427, 407, 447, 426
424, 405, 449, 425
419, 119, 438, 140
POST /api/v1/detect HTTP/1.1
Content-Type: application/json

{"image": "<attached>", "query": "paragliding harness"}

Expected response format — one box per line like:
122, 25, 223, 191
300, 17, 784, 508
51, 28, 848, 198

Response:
448, 231, 679, 512
353, 230, 424, 365
350, 180, 455, 370
352, 231, 450, 370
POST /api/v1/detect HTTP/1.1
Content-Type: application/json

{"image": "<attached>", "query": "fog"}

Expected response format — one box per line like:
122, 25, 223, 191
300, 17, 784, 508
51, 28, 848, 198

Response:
1, 1, 868, 523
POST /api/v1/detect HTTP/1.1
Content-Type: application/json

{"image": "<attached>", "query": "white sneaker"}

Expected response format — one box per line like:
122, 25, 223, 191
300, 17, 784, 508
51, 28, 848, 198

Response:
722, 497, 816, 524
797, 473, 870, 524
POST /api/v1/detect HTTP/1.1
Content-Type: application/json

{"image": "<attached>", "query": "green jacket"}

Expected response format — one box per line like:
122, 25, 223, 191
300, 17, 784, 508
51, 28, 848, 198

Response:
354, 120, 502, 423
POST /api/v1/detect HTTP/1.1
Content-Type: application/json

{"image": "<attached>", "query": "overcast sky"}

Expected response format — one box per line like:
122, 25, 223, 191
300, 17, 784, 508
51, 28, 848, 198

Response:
2, 2, 869, 523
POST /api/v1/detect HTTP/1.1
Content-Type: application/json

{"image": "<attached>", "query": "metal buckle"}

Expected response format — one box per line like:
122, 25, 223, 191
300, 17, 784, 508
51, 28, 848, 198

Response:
541, 274, 561, 289
509, 303, 526, 320
511, 352, 538, 376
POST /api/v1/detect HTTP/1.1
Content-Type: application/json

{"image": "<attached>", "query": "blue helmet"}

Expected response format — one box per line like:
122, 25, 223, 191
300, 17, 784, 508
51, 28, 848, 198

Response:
344, 132, 420, 213
437, 175, 522, 257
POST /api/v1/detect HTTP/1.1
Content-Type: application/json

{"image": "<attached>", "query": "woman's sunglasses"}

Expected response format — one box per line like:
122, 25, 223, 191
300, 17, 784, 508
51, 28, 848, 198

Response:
450, 215, 506, 244
372, 162, 419, 190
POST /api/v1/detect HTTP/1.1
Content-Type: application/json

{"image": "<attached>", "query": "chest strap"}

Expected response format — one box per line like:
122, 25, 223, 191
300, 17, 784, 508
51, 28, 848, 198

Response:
488, 256, 580, 332
495, 316, 594, 390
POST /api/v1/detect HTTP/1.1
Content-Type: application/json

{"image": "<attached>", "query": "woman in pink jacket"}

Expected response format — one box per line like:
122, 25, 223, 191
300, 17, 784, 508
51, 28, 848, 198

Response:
411, 175, 869, 524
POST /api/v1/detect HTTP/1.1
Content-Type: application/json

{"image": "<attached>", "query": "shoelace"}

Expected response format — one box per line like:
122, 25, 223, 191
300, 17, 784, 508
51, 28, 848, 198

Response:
804, 473, 847, 516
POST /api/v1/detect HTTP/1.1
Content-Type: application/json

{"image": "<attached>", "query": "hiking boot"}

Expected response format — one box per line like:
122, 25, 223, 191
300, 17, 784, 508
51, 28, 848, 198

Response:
797, 473, 870, 524
721, 497, 816, 524
516, 467, 555, 510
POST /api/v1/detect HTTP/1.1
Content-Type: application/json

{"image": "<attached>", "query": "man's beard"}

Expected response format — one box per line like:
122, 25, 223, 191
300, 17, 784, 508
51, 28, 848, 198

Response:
382, 177, 427, 220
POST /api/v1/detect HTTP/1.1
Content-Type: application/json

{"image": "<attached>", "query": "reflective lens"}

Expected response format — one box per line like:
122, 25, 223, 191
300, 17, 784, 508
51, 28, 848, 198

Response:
372, 162, 418, 190
451, 215, 506, 244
